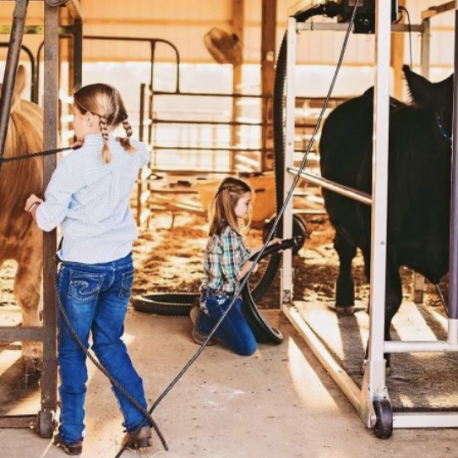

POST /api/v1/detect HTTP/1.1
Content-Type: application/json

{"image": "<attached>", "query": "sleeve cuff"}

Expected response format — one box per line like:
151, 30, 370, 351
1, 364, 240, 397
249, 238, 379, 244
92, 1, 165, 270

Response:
35, 205, 55, 232
140, 143, 151, 167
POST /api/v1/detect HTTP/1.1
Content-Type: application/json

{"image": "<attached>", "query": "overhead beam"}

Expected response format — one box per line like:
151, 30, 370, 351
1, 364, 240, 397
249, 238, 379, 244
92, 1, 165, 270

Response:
422, 1, 454, 20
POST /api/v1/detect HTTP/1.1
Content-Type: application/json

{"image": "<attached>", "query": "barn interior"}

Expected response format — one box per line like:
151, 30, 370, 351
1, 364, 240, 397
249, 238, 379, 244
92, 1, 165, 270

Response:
0, 1, 457, 457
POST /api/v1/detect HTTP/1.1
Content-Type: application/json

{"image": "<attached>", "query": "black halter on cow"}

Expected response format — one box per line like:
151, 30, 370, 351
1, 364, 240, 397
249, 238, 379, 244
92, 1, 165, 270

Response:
319, 66, 453, 365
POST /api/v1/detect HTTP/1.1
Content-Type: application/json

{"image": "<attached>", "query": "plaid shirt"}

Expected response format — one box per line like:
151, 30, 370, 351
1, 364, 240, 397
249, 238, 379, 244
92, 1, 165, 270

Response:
202, 225, 251, 294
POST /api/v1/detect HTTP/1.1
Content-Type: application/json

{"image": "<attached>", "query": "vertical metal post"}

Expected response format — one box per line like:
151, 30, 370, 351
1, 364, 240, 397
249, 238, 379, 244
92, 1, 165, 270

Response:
413, 273, 425, 304
137, 83, 146, 227
261, 0, 276, 172
415, 8, 431, 310
139, 83, 146, 143
447, 0, 458, 344
148, 41, 156, 145
0, 0, 29, 174
420, 18, 431, 78
37, 1, 59, 438
360, 0, 392, 426
73, 19, 83, 91
281, 17, 296, 304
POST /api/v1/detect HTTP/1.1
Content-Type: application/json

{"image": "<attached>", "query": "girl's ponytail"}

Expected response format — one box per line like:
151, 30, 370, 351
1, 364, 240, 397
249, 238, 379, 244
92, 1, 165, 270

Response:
118, 118, 136, 152
100, 115, 111, 163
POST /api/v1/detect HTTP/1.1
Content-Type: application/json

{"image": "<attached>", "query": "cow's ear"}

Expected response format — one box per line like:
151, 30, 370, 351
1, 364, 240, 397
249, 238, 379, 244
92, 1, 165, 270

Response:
403, 65, 434, 108
403, 65, 453, 113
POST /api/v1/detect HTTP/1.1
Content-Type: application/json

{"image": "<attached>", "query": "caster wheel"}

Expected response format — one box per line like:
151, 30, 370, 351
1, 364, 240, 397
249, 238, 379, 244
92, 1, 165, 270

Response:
373, 399, 393, 439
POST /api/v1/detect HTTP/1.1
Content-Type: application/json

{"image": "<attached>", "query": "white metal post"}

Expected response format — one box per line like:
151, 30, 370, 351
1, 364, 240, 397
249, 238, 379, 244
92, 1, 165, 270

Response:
359, 0, 392, 427
447, 0, 458, 345
281, 17, 297, 304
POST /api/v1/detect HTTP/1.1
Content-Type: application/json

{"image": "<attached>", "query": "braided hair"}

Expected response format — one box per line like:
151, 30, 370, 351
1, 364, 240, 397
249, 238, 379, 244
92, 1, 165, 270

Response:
73, 83, 135, 163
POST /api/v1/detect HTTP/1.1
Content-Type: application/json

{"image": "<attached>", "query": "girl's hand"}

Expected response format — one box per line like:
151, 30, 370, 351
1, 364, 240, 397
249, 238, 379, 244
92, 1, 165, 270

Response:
25, 194, 43, 221
238, 260, 258, 280
253, 238, 282, 255
24, 194, 43, 212
72, 141, 83, 149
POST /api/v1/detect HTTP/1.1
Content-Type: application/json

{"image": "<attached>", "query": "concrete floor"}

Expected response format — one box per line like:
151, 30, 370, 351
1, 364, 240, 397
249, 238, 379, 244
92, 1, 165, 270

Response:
1, 310, 457, 458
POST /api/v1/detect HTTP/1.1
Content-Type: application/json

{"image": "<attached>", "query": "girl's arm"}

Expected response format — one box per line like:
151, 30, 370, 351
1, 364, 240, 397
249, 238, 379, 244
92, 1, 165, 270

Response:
26, 158, 83, 232
237, 238, 282, 279
237, 259, 257, 280
249, 238, 282, 258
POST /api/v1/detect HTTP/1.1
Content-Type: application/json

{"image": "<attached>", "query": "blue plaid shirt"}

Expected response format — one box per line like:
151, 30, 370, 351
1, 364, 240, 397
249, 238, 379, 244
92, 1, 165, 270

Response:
36, 133, 150, 264
202, 225, 251, 294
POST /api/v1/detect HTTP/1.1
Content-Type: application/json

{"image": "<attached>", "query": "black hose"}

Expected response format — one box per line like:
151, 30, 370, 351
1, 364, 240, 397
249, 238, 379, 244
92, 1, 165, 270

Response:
242, 237, 304, 343
247, 32, 289, 302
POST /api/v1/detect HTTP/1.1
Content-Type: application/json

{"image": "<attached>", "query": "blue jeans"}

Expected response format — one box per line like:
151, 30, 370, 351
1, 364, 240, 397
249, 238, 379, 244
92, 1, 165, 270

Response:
197, 293, 257, 356
57, 253, 148, 444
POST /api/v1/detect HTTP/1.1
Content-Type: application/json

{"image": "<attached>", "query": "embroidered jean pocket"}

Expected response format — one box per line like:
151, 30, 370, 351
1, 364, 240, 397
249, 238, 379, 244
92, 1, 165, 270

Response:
68, 270, 104, 303
119, 270, 134, 298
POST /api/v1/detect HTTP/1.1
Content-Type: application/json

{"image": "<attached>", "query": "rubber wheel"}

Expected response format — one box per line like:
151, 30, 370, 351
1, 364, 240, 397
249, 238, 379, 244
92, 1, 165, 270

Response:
373, 399, 393, 439
132, 293, 198, 316
262, 214, 306, 255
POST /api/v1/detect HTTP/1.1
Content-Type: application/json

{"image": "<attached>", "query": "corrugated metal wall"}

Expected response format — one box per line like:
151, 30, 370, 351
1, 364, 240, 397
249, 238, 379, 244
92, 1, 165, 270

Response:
0, 0, 454, 68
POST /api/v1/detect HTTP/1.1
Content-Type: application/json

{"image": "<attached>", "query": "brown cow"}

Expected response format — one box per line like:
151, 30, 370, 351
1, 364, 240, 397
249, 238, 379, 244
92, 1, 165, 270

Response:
0, 66, 44, 371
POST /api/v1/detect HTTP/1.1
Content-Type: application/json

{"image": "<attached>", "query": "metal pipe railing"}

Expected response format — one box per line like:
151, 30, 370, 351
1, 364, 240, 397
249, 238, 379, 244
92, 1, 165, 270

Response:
286, 166, 372, 206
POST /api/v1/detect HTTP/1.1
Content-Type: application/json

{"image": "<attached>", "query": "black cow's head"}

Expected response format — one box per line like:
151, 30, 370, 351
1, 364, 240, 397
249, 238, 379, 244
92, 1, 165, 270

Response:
403, 65, 453, 137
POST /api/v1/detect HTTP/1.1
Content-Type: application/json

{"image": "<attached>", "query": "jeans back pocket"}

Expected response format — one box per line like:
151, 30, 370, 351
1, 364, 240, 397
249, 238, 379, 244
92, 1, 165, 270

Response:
119, 270, 134, 298
69, 270, 105, 303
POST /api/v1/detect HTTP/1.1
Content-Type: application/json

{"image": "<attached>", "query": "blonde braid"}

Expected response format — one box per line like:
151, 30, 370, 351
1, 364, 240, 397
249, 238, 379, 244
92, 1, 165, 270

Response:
118, 119, 135, 153
99, 116, 111, 163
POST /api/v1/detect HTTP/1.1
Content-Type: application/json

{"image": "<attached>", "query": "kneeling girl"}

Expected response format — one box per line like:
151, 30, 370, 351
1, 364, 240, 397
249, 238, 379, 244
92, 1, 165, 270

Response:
191, 177, 277, 356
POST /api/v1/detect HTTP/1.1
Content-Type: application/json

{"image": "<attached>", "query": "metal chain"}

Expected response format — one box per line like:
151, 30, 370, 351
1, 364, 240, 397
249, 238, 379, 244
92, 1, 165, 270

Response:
53, 271, 168, 451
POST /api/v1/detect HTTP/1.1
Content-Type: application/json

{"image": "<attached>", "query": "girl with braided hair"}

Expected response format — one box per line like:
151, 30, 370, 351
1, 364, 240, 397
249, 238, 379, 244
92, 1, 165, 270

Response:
24, 83, 152, 455
190, 176, 280, 356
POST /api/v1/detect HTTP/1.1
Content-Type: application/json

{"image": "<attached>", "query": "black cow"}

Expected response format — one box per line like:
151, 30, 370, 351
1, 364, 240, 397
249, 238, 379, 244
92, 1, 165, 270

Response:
319, 66, 453, 358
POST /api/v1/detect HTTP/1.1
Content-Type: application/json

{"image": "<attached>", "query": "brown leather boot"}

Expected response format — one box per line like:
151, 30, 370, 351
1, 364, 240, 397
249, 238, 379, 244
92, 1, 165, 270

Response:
53, 433, 83, 455
122, 426, 152, 450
